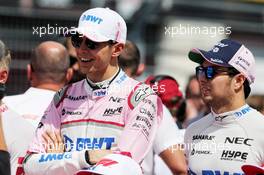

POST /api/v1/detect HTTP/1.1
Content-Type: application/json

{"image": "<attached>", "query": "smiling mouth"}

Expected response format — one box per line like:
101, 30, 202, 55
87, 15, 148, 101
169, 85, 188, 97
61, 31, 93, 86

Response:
81, 58, 94, 63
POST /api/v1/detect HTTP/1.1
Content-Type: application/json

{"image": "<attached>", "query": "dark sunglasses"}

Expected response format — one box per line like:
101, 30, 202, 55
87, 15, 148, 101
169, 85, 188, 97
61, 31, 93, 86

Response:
195, 66, 238, 80
71, 33, 116, 50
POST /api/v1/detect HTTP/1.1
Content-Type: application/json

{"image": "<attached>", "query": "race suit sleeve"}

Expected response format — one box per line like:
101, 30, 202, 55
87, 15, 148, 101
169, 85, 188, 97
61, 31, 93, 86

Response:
118, 89, 163, 163
22, 96, 90, 175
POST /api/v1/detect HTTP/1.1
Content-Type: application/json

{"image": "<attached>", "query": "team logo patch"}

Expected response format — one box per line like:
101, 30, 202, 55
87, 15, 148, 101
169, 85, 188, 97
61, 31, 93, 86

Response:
128, 83, 154, 109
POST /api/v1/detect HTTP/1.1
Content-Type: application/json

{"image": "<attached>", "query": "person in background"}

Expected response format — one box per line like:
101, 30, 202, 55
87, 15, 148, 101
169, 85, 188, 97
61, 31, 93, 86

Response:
185, 39, 264, 174
145, 75, 186, 129
117, 41, 145, 78
184, 75, 209, 126
0, 40, 34, 175
3, 41, 72, 127
246, 94, 264, 114
119, 40, 187, 175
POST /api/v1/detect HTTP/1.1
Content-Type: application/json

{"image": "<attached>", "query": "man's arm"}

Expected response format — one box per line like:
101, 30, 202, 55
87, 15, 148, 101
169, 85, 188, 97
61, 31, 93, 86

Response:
118, 86, 163, 163
159, 145, 187, 175
23, 130, 108, 175
22, 90, 92, 175
154, 106, 187, 175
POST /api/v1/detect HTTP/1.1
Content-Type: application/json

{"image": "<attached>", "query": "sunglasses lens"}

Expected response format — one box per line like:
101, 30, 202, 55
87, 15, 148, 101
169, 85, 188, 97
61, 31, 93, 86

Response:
206, 67, 214, 79
71, 34, 112, 50
196, 66, 215, 80
196, 66, 203, 79
71, 33, 83, 48
85, 39, 98, 50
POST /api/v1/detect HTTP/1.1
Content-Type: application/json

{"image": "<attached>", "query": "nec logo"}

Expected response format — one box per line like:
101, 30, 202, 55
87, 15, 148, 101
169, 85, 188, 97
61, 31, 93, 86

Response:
81, 15, 103, 24
109, 96, 125, 103
103, 107, 123, 116
224, 137, 253, 146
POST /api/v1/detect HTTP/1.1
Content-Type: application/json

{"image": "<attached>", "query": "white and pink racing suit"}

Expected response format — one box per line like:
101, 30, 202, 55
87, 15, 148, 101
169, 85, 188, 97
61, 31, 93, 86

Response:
22, 69, 163, 175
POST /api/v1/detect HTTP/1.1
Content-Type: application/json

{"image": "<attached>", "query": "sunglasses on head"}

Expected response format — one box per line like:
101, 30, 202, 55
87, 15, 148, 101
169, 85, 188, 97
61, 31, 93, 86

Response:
195, 66, 238, 80
71, 33, 116, 50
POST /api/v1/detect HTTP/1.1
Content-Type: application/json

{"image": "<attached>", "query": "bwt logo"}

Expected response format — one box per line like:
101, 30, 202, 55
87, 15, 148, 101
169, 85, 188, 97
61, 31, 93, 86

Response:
189, 169, 243, 175
39, 153, 72, 163
201, 170, 243, 175
64, 135, 115, 151
234, 106, 251, 117
93, 89, 107, 97
81, 15, 103, 24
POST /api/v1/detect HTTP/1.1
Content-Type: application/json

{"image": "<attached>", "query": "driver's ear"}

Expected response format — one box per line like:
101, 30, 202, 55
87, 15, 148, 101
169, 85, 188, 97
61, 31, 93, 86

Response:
233, 74, 246, 91
112, 43, 124, 58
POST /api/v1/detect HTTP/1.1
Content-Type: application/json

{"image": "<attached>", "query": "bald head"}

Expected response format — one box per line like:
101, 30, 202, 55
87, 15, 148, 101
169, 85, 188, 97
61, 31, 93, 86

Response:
31, 41, 70, 84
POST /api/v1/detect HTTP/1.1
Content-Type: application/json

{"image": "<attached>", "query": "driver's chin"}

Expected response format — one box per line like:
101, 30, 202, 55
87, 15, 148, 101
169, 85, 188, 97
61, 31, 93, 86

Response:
201, 95, 212, 105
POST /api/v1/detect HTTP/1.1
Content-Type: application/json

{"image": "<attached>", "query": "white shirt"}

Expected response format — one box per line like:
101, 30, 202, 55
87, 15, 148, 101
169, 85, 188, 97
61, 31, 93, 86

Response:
1, 103, 35, 175
142, 106, 184, 175
3, 87, 56, 127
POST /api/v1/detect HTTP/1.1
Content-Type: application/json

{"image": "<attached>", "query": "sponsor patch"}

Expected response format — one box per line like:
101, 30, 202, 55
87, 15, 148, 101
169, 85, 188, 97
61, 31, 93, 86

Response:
128, 83, 155, 110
